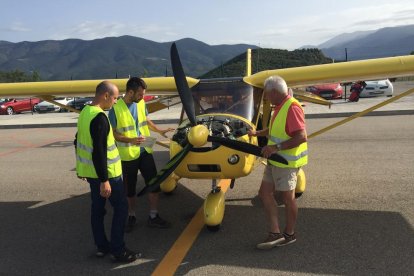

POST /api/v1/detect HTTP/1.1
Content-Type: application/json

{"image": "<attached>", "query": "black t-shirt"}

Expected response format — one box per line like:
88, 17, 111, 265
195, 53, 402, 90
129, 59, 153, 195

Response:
90, 113, 110, 182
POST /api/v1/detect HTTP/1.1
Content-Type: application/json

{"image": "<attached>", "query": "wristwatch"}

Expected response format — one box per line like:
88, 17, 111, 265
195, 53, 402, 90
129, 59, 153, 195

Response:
276, 143, 282, 151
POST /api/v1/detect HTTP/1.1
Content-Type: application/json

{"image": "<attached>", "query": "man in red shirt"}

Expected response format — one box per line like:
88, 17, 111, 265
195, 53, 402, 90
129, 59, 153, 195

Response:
249, 75, 308, 249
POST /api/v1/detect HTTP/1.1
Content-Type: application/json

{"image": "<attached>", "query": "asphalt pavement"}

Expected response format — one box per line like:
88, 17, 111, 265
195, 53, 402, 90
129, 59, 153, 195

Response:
1, 115, 413, 275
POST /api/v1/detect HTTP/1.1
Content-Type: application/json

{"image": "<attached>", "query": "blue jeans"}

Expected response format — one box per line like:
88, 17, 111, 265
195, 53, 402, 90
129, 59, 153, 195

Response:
87, 176, 128, 255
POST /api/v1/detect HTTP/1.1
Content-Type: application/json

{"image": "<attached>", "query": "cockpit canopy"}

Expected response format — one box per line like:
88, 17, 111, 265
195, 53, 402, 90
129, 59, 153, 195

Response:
191, 77, 258, 122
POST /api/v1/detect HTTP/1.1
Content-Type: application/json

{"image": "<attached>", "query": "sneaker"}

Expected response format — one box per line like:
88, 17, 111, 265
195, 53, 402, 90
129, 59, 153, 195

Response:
276, 232, 297, 247
147, 214, 171, 228
256, 232, 285, 250
111, 248, 142, 263
125, 216, 137, 233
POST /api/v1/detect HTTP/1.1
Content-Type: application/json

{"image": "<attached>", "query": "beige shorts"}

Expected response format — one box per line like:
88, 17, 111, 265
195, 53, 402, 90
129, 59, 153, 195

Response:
262, 165, 300, 191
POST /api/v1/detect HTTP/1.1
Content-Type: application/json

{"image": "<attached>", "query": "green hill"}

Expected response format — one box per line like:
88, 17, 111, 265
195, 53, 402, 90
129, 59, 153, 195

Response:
200, 48, 333, 78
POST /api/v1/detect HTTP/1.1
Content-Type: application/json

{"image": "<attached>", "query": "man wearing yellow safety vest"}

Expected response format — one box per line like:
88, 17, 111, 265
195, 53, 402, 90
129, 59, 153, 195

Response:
108, 77, 174, 232
75, 81, 141, 262
249, 76, 308, 249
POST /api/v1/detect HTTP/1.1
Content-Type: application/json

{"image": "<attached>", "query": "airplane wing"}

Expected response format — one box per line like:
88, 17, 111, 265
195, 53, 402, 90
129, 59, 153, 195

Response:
244, 55, 414, 88
0, 76, 199, 98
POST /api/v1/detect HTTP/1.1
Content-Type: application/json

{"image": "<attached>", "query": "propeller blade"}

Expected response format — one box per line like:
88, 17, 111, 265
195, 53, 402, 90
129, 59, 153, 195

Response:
170, 42, 197, 126
137, 143, 193, 196
207, 136, 288, 165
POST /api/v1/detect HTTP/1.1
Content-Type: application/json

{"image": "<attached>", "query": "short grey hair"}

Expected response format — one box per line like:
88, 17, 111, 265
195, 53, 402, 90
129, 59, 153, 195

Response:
96, 80, 117, 96
264, 75, 288, 95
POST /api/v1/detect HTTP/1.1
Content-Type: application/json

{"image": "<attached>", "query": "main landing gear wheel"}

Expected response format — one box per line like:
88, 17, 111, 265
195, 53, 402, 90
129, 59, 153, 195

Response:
295, 168, 306, 199
160, 173, 180, 195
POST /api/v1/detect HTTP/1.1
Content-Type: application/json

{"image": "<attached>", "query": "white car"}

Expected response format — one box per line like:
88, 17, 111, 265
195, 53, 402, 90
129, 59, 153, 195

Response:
34, 97, 73, 113
360, 79, 393, 98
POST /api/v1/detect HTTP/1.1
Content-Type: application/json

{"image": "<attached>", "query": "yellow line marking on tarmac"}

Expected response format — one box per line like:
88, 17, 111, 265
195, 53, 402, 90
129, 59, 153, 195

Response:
152, 179, 231, 276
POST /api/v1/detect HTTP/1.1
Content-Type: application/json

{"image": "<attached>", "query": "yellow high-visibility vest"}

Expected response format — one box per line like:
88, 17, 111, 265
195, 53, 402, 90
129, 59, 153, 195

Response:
76, 105, 122, 178
268, 97, 308, 168
113, 99, 153, 161
137, 100, 153, 154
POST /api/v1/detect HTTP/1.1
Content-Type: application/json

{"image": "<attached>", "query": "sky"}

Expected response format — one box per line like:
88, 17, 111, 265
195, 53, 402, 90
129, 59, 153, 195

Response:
1, 0, 414, 50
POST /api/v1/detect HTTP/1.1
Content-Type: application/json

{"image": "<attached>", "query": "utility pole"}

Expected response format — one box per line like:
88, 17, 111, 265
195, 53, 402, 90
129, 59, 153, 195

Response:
344, 48, 348, 101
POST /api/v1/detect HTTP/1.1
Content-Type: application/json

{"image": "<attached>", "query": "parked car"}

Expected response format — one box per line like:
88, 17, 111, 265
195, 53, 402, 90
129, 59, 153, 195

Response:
67, 97, 94, 111
359, 79, 393, 97
34, 97, 73, 113
305, 83, 343, 99
0, 98, 41, 115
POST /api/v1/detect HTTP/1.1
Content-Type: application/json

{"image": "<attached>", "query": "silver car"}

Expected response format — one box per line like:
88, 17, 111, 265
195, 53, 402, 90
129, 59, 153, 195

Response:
34, 97, 73, 113
360, 79, 393, 97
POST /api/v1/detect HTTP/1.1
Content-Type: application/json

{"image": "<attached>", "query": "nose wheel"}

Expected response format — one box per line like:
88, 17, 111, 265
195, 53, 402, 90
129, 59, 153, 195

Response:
204, 179, 225, 231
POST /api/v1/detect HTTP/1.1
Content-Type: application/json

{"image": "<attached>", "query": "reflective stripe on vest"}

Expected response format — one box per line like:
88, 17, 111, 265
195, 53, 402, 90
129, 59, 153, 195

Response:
137, 100, 153, 154
268, 97, 308, 168
76, 105, 122, 178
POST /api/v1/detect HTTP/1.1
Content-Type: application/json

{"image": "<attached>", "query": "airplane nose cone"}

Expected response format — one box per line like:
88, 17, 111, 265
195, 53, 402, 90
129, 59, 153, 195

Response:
188, 124, 209, 147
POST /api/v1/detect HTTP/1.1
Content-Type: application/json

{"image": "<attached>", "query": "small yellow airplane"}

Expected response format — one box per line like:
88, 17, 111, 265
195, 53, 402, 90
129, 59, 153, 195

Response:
1, 43, 414, 231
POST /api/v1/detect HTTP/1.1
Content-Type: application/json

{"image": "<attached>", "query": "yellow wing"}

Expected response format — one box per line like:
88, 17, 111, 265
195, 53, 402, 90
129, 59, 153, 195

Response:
0, 76, 199, 97
244, 55, 414, 88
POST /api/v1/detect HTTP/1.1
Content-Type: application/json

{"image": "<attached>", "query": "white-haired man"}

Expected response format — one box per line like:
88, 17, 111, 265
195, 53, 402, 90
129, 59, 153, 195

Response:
249, 75, 308, 249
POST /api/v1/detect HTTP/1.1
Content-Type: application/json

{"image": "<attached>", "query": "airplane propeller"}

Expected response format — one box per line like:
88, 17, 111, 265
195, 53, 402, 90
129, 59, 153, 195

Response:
170, 43, 197, 127
138, 42, 288, 195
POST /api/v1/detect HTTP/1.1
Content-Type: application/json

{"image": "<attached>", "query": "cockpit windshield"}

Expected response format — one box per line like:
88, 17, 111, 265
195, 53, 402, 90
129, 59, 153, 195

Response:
191, 78, 255, 121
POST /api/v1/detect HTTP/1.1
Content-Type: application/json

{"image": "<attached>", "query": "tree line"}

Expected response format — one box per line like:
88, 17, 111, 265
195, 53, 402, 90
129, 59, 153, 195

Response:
0, 70, 41, 83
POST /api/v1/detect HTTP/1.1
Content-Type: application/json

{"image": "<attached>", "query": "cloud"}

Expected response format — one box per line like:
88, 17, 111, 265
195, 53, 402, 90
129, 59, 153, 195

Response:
51, 21, 175, 41
0, 23, 30, 33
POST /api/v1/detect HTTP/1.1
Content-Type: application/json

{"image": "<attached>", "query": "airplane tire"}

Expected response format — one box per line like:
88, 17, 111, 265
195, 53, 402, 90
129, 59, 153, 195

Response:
206, 224, 220, 232
163, 184, 177, 196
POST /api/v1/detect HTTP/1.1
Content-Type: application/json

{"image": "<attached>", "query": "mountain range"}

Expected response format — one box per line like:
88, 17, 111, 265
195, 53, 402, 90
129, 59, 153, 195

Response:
0, 36, 257, 80
304, 24, 414, 61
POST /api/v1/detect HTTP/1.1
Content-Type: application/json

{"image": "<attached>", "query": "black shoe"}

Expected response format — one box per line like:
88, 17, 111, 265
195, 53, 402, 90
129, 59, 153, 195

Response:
147, 214, 171, 229
111, 248, 142, 263
125, 216, 137, 233
276, 232, 297, 247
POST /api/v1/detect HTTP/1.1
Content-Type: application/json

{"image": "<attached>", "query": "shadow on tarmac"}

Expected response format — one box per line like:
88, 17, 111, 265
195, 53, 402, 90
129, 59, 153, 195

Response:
1, 187, 413, 275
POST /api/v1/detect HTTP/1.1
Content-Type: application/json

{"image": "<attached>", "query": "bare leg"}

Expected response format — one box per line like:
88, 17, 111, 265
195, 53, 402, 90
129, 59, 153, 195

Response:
259, 180, 281, 233
127, 196, 135, 214
148, 192, 159, 212
282, 189, 297, 235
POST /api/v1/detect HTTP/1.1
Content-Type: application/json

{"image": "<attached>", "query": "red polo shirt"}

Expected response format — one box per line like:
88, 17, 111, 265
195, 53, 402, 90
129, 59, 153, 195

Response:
270, 95, 305, 136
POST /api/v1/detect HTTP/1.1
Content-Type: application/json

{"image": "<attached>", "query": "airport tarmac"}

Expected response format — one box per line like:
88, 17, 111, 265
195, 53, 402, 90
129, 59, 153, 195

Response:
0, 81, 413, 275
0, 115, 413, 275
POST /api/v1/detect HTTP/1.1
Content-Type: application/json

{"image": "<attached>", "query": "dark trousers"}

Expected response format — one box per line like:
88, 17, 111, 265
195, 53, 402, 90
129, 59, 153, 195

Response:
87, 176, 128, 255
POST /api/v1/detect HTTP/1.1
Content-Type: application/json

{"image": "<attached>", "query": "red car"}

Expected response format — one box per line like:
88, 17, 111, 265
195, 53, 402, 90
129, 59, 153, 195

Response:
305, 83, 343, 99
0, 98, 41, 115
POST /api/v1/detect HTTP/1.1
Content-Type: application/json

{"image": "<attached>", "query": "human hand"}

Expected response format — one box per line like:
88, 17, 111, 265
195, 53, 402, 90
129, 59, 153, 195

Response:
261, 145, 277, 158
248, 129, 257, 137
132, 136, 145, 145
100, 181, 111, 198
160, 127, 175, 138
